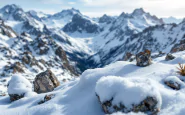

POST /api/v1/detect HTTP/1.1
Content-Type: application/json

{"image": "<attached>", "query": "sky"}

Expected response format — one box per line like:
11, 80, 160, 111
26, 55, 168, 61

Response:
0, 0, 184, 18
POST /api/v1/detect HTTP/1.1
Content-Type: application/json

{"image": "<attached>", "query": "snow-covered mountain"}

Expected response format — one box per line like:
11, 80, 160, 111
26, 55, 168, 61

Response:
98, 14, 116, 24
163, 16, 183, 24
63, 14, 100, 34
26, 10, 50, 21
1, 5, 185, 115
41, 8, 82, 29
87, 8, 165, 67
0, 4, 93, 74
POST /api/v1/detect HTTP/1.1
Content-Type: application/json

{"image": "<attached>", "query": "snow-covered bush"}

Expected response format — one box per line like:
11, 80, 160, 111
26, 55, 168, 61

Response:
164, 76, 185, 90
8, 74, 36, 101
95, 76, 161, 114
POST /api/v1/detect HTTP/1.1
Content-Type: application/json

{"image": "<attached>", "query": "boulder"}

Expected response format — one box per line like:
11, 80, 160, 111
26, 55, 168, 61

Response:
95, 76, 161, 114
97, 95, 159, 114
165, 53, 175, 61
9, 94, 25, 102
164, 76, 182, 90
33, 69, 60, 94
8, 75, 33, 101
136, 50, 152, 67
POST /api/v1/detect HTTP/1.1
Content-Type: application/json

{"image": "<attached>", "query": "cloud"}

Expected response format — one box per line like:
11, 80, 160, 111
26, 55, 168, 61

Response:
68, 2, 76, 5
40, 0, 63, 5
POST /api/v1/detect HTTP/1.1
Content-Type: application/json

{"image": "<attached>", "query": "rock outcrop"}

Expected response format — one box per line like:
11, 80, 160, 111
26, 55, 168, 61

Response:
136, 50, 152, 67
97, 95, 159, 114
38, 94, 55, 104
165, 53, 175, 61
4, 62, 25, 73
55, 46, 77, 76
33, 69, 60, 94
123, 52, 135, 62
171, 40, 185, 53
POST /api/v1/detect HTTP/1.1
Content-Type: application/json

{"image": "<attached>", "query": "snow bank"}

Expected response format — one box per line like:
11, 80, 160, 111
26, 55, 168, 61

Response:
8, 74, 36, 96
164, 76, 185, 88
95, 76, 162, 110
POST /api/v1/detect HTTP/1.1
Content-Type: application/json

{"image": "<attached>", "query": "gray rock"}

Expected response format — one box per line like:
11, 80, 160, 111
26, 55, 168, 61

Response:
165, 53, 175, 61
33, 69, 60, 94
9, 94, 25, 102
165, 80, 180, 90
136, 50, 152, 67
38, 94, 55, 104
97, 94, 160, 114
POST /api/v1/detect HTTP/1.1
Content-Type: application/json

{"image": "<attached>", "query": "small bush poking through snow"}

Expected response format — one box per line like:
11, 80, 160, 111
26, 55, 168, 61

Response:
8, 74, 36, 101
95, 76, 161, 114
177, 63, 185, 76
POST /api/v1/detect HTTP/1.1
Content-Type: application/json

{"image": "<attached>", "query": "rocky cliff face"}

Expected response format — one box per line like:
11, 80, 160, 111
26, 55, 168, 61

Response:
63, 14, 100, 34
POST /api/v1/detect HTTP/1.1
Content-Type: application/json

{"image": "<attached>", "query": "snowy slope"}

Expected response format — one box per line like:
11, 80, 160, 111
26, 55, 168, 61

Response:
26, 10, 50, 21
41, 8, 82, 29
1, 51, 185, 115
163, 17, 183, 24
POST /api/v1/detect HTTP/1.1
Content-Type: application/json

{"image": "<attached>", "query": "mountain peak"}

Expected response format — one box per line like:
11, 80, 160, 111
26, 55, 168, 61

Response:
132, 8, 145, 15
1, 4, 22, 11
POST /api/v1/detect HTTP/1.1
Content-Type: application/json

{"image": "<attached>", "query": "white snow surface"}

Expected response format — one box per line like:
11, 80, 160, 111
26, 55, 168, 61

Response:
0, 51, 185, 114
8, 74, 35, 95
95, 76, 162, 109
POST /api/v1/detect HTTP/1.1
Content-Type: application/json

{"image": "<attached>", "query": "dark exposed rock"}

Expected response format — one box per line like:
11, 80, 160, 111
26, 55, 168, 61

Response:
13, 62, 25, 73
123, 52, 135, 62
9, 94, 25, 102
0, 23, 17, 37
33, 69, 60, 94
21, 32, 30, 37
136, 50, 152, 67
55, 46, 77, 76
165, 53, 175, 61
97, 94, 159, 114
99, 14, 114, 24
171, 39, 185, 53
165, 80, 180, 90
22, 52, 43, 70
38, 94, 55, 104
63, 14, 100, 33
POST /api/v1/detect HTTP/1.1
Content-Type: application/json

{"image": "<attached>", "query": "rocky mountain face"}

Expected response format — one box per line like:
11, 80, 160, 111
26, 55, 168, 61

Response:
0, 19, 81, 96
98, 14, 115, 24
63, 14, 100, 34
0, 4, 91, 74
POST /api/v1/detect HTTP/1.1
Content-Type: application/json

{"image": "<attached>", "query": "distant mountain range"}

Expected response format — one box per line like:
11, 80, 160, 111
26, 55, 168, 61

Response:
0, 4, 184, 77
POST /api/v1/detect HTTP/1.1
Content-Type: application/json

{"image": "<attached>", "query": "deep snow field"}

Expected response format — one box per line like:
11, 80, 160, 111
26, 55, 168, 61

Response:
1, 51, 185, 115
